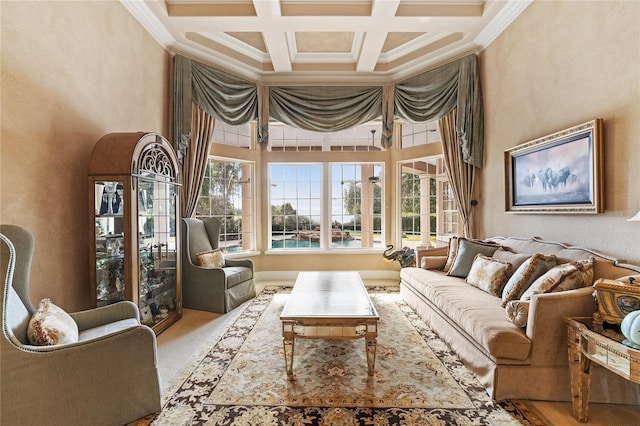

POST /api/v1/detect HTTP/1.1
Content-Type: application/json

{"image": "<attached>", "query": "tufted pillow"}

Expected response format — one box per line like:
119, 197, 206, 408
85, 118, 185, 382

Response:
465, 254, 512, 296
27, 298, 79, 346
501, 253, 557, 307
505, 300, 530, 328
492, 249, 530, 277
521, 258, 594, 301
443, 237, 460, 273
447, 238, 500, 278
196, 248, 225, 268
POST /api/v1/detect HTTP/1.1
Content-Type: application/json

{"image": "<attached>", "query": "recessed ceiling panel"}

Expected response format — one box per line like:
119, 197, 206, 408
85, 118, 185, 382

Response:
296, 32, 354, 53
382, 32, 425, 53
226, 32, 267, 53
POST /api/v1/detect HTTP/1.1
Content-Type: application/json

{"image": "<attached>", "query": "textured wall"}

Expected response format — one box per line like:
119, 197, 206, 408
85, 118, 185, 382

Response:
1, 2, 170, 311
480, 0, 640, 264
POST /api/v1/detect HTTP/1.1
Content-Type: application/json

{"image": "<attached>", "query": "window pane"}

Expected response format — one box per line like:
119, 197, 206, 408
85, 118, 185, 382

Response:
269, 164, 322, 249
195, 159, 254, 252
330, 163, 383, 249
399, 157, 457, 249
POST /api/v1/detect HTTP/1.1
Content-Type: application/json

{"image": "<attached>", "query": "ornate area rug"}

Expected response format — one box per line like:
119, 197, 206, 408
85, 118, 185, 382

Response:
149, 286, 546, 425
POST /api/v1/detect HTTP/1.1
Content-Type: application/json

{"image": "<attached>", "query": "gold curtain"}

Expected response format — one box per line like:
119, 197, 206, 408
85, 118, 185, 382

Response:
181, 103, 215, 218
439, 108, 476, 238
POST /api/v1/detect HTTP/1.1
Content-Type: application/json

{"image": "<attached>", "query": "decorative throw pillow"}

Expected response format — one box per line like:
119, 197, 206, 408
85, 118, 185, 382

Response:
196, 249, 225, 268
447, 238, 500, 278
443, 237, 460, 273
465, 254, 512, 296
27, 298, 79, 346
521, 258, 594, 301
492, 249, 530, 277
421, 255, 448, 270
500, 253, 557, 307
505, 300, 530, 328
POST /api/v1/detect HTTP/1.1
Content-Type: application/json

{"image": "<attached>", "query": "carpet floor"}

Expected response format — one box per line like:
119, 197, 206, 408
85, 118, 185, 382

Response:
143, 286, 546, 425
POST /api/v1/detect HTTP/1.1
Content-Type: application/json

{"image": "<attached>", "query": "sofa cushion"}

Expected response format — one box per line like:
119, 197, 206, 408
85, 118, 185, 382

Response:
501, 254, 557, 307
224, 266, 253, 288
465, 254, 511, 296
521, 258, 594, 301
492, 249, 530, 276
196, 249, 225, 268
447, 238, 500, 278
27, 298, 79, 346
401, 268, 532, 361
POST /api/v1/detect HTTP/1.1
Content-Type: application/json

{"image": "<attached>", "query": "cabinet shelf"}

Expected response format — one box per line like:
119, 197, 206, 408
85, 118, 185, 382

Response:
89, 132, 182, 335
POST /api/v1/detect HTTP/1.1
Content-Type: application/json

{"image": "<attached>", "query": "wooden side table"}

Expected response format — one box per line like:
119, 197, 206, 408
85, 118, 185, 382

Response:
565, 317, 640, 422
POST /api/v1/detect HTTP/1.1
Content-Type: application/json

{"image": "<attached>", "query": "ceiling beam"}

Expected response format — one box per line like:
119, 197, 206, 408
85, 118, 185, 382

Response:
252, 0, 291, 72
357, 0, 400, 72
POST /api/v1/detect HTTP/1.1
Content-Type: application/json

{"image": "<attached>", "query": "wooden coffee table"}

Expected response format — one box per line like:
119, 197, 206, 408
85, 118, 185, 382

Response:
280, 271, 379, 378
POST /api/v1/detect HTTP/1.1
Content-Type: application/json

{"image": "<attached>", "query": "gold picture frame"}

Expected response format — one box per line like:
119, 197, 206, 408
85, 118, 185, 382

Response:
505, 119, 603, 214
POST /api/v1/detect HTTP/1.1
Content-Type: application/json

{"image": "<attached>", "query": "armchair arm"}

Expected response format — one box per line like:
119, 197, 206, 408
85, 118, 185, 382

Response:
70, 300, 140, 331
225, 257, 254, 269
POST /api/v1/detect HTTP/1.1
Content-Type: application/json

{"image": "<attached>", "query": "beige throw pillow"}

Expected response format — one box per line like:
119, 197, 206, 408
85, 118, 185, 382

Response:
521, 258, 594, 301
421, 255, 448, 270
465, 254, 512, 296
505, 300, 530, 328
27, 298, 79, 346
196, 249, 225, 268
500, 253, 557, 307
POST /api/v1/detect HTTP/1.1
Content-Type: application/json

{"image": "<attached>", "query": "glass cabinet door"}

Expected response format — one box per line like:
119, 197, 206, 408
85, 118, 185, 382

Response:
94, 180, 125, 307
137, 178, 178, 326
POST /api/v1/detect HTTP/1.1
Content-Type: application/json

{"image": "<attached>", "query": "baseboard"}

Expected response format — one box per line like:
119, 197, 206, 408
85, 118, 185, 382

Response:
255, 270, 400, 283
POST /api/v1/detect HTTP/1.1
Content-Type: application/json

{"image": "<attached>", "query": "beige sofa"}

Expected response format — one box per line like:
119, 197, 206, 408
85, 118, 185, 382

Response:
400, 236, 640, 403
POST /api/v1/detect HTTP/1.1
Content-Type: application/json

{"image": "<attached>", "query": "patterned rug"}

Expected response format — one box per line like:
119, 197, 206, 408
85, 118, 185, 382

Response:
148, 286, 546, 425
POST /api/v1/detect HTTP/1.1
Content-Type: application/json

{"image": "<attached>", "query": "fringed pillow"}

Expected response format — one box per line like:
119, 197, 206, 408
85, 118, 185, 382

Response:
447, 238, 500, 278
443, 237, 460, 273
196, 248, 225, 268
27, 298, 79, 346
521, 258, 594, 301
465, 254, 512, 296
501, 254, 557, 307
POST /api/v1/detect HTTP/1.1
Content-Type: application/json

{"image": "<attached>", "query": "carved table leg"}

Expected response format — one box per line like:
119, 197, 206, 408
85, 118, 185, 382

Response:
568, 340, 591, 422
365, 331, 377, 376
282, 323, 295, 379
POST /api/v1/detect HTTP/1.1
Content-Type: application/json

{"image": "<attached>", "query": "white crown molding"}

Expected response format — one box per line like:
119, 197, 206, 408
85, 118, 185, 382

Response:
474, 0, 532, 48
378, 32, 453, 63
201, 32, 270, 63
120, 0, 175, 48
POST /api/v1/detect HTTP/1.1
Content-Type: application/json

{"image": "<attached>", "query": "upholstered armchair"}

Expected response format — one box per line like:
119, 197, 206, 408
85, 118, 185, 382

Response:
0, 225, 161, 426
181, 217, 256, 313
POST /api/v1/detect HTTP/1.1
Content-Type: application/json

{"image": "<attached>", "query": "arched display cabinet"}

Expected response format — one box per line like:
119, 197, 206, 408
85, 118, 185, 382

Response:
88, 132, 181, 334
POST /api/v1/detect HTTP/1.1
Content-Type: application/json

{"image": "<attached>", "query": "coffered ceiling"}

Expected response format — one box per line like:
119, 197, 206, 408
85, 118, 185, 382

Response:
122, 0, 531, 84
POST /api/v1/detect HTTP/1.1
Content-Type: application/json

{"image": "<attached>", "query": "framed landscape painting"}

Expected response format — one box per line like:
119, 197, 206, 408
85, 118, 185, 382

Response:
504, 119, 603, 214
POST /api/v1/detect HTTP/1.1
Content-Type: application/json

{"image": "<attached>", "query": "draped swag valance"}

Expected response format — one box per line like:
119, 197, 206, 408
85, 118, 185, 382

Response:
173, 53, 483, 167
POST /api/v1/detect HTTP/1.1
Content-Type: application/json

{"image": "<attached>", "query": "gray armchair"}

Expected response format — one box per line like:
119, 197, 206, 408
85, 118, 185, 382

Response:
0, 225, 161, 426
182, 217, 256, 313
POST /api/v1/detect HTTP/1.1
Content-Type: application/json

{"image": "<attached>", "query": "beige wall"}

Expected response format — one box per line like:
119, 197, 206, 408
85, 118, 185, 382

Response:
480, 0, 640, 264
1, 2, 170, 311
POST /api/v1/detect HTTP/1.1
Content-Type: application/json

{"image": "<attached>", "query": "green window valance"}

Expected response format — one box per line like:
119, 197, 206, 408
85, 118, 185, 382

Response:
268, 86, 382, 133
173, 55, 258, 160
395, 54, 484, 167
